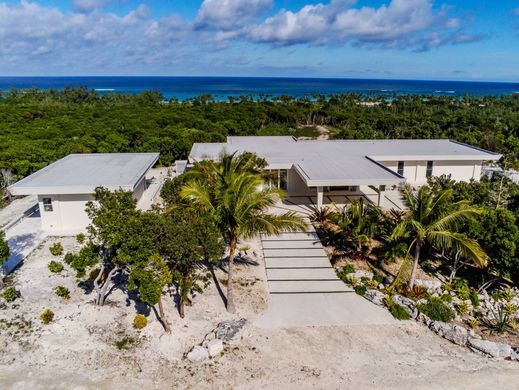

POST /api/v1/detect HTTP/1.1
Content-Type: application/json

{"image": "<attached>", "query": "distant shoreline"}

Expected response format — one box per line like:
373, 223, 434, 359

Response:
1, 76, 519, 101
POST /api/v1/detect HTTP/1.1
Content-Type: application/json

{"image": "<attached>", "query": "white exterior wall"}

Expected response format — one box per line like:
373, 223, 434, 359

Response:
38, 194, 94, 235
379, 160, 482, 186
132, 176, 146, 200
287, 168, 315, 196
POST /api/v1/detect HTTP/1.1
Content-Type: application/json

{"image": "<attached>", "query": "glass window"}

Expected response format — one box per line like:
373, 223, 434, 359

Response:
397, 161, 405, 176
426, 161, 434, 178
279, 169, 288, 191
42, 197, 53, 212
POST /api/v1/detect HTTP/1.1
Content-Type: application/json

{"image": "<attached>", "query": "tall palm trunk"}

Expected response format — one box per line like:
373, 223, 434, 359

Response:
158, 297, 171, 333
409, 240, 422, 290
226, 237, 237, 313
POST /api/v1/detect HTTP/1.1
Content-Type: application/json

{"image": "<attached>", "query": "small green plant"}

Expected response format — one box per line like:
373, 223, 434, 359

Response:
339, 263, 355, 275
2, 287, 19, 302
115, 336, 136, 350
480, 306, 514, 334
373, 274, 384, 284
501, 287, 515, 303
133, 314, 148, 329
453, 278, 470, 300
239, 245, 251, 253
440, 293, 453, 303
469, 290, 480, 307
366, 279, 379, 289
456, 300, 471, 316
48, 261, 64, 273
468, 317, 479, 329
503, 302, 518, 316
39, 309, 54, 324
348, 277, 359, 286
360, 276, 370, 284
54, 286, 70, 299
49, 242, 63, 256
390, 304, 411, 320
76, 233, 86, 244
418, 297, 455, 322
354, 284, 367, 296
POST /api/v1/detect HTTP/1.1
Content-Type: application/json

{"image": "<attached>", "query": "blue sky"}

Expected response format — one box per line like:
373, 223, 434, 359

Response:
0, 0, 518, 81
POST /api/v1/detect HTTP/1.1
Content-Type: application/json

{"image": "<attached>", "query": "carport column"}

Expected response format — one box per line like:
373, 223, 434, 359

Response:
317, 186, 324, 208
377, 185, 386, 208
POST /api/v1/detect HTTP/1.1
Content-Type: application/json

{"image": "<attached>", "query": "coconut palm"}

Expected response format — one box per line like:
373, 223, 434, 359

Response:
391, 185, 488, 289
180, 152, 307, 313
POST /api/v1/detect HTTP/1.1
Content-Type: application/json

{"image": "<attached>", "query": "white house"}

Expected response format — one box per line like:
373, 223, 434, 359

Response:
8, 153, 159, 235
188, 137, 501, 208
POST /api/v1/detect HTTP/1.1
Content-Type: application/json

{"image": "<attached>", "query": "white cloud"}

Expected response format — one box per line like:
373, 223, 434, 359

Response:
72, 0, 110, 13
196, 0, 273, 30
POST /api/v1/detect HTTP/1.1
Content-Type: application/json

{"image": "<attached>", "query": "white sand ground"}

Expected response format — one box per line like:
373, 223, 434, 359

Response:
1, 236, 519, 389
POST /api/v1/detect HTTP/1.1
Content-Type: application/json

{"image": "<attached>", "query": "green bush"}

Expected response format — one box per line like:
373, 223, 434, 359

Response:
64, 244, 99, 278
39, 308, 54, 324
49, 242, 63, 256
48, 261, 64, 273
373, 274, 384, 284
54, 286, 70, 299
133, 314, 148, 329
337, 264, 355, 281
453, 278, 470, 300
76, 233, 86, 244
390, 304, 411, 320
440, 293, 453, 303
469, 290, 480, 307
2, 286, 19, 302
354, 284, 367, 296
418, 297, 455, 322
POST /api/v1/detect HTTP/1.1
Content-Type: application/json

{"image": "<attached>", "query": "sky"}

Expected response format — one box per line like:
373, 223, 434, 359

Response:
0, 0, 518, 81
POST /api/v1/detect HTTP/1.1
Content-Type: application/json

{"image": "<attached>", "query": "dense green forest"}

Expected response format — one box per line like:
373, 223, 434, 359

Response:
1, 87, 519, 181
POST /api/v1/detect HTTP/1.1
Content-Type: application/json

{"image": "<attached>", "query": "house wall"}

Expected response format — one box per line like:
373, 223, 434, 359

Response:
39, 180, 150, 235
379, 160, 482, 186
38, 194, 94, 235
287, 168, 315, 196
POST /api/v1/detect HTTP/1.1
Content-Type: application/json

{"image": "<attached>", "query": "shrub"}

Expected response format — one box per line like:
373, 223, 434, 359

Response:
115, 336, 136, 350
64, 244, 99, 278
48, 261, 63, 273
49, 242, 63, 256
504, 302, 518, 316
390, 304, 410, 320
343, 264, 355, 274
456, 301, 471, 316
54, 286, 70, 299
76, 233, 86, 244
354, 284, 367, 296
468, 317, 479, 329
453, 278, 470, 300
133, 314, 147, 329
39, 309, 54, 324
469, 290, 480, 307
402, 285, 428, 300
418, 297, 455, 322
441, 293, 453, 303
373, 274, 384, 284
2, 286, 19, 302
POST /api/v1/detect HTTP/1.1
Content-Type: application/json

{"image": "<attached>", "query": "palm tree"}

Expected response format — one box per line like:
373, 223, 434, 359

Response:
180, 152, 307, 313
391, 185, 488, 290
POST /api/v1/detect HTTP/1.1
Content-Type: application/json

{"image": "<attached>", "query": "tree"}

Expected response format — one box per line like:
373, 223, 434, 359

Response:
390, 185, 488, 289
180, 152, 307, 313
129, 254, 172, 333
334, 198, 382, 257
0, 231, 9, 282
158, 209, 222, 318
86, 187, 158, 306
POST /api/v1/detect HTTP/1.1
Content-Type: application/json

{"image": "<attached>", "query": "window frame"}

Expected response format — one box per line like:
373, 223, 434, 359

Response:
397, 161, 405, 176
426, 161, 434, 178
42, 197, 53, 212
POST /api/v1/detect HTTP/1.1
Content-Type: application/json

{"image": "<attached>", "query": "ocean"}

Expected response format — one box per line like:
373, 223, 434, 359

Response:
0, 76, 518, 101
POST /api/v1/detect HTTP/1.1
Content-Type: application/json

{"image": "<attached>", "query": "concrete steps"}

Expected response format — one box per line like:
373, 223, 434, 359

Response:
268, 280, 351, 294
267, 267, 338, 281
265, 257, 331, 269
262, 240, 322, 249
263, 248, 325, 258
262, 232, 319, 241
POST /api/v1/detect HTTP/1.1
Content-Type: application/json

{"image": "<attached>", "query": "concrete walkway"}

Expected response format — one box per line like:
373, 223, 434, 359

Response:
257, 224, 395, 327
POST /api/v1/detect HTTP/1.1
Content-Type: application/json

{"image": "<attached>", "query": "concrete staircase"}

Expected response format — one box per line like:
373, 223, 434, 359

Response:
262, 230, 352, 294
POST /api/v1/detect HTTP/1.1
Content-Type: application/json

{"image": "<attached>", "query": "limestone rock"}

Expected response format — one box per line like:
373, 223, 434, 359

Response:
429, 321, 468, 346
415, 279, 442, 290
364, 289, 386, 306
347, 271, 374, 280
207, 338, 224, 357
187, 346, 209, 363
215, 318, 247, 343
392, 294, 418, 319
468, 338, 512, 358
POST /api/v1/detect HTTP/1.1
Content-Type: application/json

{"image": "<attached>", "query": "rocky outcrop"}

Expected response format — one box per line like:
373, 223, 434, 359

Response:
468, 338, 512, 358
429, 321, 468, 346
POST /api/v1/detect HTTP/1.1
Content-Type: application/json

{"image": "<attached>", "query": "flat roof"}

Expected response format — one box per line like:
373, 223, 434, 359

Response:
8, 153, 160, 196
189, 137, 501, 187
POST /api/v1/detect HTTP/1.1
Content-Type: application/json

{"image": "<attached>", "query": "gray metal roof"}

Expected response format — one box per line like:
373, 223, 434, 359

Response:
8, 153, 160, 196
189, 137, 500, 187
